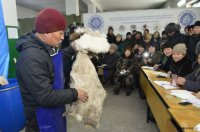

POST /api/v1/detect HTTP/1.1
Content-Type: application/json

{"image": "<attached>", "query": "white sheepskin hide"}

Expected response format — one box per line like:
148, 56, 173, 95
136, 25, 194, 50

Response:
68, 28, 110, 128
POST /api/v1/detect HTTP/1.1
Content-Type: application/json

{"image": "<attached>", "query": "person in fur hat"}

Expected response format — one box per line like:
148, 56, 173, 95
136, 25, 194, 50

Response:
154, 42, 173, 72
107, 26, 116, 44
124, 32, 134, 49
187, 21, 200, 62
177, 41, 200, 92
133, 31, 145, 47
165, 23, 188, 47
101, 44, 119, 85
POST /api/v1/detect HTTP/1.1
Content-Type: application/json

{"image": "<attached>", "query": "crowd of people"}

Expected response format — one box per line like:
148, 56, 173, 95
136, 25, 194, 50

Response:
94, 21, 200, 96
13, 7, 200, 131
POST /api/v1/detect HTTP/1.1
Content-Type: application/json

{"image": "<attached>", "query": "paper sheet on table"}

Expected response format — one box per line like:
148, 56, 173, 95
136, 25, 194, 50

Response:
194, 123, 200, 131
169, 90, 200, 108
142, 66, 155, 70
153, 71, 169, 77
154, 81, 179, 89
187, 97, 200, 108
169, 90, 194, 99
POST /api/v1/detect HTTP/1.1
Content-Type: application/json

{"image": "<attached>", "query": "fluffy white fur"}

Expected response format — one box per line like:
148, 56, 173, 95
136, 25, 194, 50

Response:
67, 28, 110, 128
73, 28, 110, 54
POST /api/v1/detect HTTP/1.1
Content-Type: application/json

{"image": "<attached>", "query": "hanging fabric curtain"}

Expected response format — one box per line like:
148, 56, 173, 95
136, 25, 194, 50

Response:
0, 1, 9, 78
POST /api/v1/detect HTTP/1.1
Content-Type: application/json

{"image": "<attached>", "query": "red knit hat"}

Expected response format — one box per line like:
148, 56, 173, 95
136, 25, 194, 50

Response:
34, 8, 67, 33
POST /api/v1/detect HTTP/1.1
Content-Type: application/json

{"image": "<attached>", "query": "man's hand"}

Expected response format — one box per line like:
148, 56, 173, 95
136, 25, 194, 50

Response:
76, 89, 88, 103
177, 77, 186, 86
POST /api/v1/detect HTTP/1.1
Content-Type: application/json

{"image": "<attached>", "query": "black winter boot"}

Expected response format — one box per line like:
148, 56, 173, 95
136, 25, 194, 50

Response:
113, 85, 121, 95
126, 85, 133, 96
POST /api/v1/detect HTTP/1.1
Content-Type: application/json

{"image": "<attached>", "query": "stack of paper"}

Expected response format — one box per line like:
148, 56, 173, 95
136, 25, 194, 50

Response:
188, 97, 200, 108
153, 71, 169, 78
142, 66, 155, 70
169, 90, 200, 108
154, 81, 179, 89
169, 90, 194, 99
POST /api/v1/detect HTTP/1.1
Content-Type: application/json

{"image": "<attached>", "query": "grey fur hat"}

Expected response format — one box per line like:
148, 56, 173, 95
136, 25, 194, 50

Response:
196, 41, 200, 55
165, 23, 181, 33
194, 21, 200, 27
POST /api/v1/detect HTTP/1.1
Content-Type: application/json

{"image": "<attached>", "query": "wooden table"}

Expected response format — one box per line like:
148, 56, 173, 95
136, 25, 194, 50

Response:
140, 68, 199, 110
169, 109, 200, 132
139, 67, 200, 132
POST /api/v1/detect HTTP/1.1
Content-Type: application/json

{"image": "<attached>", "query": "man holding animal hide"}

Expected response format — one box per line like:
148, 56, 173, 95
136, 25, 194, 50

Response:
16, 8, 88, 132
67, 28, 110, 128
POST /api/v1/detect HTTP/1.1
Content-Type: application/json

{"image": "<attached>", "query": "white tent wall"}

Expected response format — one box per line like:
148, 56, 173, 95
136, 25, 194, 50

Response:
17, 5, 37, 19
1, 0, 18, 26
83, 8, 200, 38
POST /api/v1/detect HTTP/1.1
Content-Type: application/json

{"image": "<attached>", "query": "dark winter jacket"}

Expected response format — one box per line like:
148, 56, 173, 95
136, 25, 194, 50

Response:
167, 33, 188, 47
153, 37, 161, 50
124, 38, 134, 49
107, 33, 116, 44
158, 55, 173, 72
61, 32, 70, 49
184, 65, 200, 92
187, 34, 200, 62
134, 39, 145, 47
116, 55, 137, 73
102, 52, 119, 70
169, 56, 192, 77
16, 33, 78, 123
116, 40, 125, 55
115, 55, 136, 85
133, 51, 145, 65
62, 46, 76, 88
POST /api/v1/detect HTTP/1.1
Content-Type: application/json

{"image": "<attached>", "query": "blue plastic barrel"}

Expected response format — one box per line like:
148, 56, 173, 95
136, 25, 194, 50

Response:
0, 78, 26, 132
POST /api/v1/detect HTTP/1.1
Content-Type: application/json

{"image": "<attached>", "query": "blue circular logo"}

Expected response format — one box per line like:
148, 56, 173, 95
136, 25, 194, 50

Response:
179, 10, 196, 26
88, 15, 104, 30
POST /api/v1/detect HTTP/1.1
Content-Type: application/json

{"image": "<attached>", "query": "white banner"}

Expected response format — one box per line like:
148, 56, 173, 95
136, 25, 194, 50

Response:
83, 8, 200, 38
